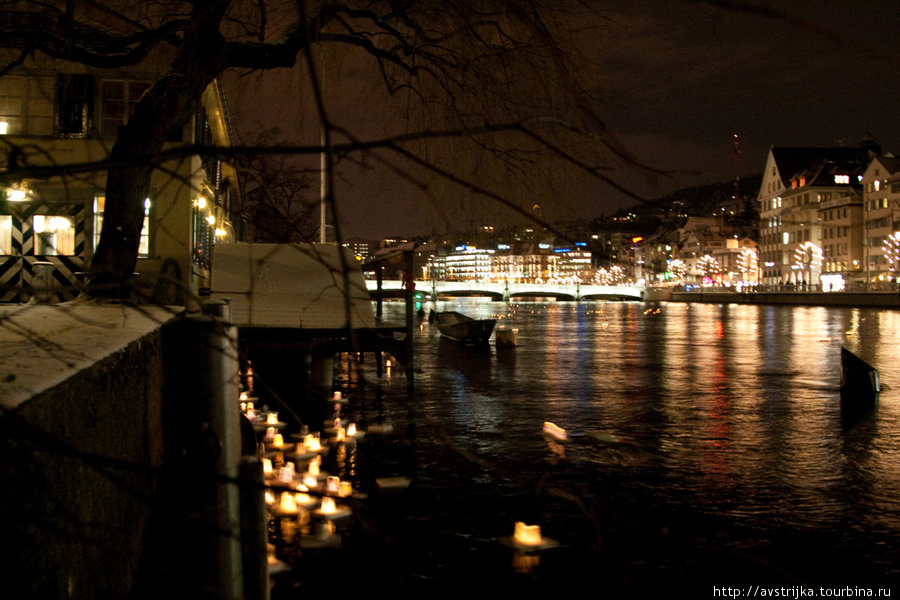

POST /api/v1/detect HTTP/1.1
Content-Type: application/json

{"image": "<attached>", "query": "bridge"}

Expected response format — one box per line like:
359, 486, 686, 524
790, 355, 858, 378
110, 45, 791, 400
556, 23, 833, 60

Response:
365, 279, 643, 301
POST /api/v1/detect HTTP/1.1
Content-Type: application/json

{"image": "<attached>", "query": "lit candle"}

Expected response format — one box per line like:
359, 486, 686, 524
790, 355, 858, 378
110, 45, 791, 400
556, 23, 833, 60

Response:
339, 481, 352, 497
333, 391, 342, 401
325, 476, 340, 494
305, 434, 321, 452
335, 427, 345, 442
240, 391, 248, 401
272, 433, 284, 448
513, 522, 543, 546
267, 412, 279, 425
264, 427, 275, 441
303, 473, 317, 488
278, 466, 293, 484
279, 492, 297, 513
308, 461, 319, 477
265, 489, 275, 504
295, 492, 311, 505
346, 423, 357, 437
320, 496, 336, 514
262, 458, 273, 476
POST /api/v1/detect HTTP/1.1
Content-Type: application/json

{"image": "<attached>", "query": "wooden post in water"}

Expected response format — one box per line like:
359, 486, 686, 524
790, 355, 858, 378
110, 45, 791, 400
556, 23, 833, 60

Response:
239, 457, 268, 600
159, 306, 243, 598
404, 250, 415, 392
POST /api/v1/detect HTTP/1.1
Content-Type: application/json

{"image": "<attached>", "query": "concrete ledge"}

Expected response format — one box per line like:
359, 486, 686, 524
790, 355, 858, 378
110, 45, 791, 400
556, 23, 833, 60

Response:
0, 300, 181, 599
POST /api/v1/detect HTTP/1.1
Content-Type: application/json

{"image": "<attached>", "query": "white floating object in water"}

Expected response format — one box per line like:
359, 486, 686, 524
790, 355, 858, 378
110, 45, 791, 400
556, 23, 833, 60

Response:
496, 327, 519, 347
514, 522, 542, 546
542, 421, 568, 442
279, 492, 297, 513
375, 476, 411, 490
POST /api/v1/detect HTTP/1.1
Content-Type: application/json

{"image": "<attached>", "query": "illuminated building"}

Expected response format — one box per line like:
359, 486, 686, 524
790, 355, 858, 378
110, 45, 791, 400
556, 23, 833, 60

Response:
0, 7, 241, 305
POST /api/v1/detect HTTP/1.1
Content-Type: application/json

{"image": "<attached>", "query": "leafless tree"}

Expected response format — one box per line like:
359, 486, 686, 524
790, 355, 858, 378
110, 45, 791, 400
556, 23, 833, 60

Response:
0, 0, 640, 297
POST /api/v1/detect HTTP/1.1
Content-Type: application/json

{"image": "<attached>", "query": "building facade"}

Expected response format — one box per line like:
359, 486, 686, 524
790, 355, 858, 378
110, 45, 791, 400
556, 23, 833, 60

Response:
0, 11, 241, 306
756, 141, 879, 287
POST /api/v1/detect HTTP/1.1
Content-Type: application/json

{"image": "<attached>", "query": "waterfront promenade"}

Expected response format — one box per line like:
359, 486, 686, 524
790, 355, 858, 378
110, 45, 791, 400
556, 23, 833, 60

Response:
669, 288, 900, 309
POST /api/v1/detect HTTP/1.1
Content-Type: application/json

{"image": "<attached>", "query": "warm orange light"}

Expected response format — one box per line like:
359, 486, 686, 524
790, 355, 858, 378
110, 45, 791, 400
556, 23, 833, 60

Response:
513, 522, 543, 546
542, 422, 567, 442
279, 492, 297, 513
320, 497, 336, 514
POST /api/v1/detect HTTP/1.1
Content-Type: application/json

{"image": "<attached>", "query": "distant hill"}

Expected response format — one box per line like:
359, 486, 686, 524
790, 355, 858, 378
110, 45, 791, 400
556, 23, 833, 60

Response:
618, 173, 763, 219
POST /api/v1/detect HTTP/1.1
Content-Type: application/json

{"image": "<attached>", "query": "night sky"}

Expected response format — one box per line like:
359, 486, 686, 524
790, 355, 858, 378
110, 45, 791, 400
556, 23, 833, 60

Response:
226, 1, 900, 240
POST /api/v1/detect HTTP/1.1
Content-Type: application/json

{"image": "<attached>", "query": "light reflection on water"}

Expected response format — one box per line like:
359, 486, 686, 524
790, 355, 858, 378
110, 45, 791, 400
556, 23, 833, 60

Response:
332, 300, 900, 590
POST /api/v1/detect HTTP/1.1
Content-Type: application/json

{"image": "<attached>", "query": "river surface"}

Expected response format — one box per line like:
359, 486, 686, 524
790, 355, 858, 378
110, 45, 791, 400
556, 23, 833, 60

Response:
272, 300, 900, 595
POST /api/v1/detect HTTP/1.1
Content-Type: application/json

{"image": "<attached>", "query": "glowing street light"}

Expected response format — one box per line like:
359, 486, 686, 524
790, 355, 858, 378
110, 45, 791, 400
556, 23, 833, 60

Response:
882, 232, 900, 273
737, 248, 758, 283
667, 259, 687, 281
697, 255, 720, 279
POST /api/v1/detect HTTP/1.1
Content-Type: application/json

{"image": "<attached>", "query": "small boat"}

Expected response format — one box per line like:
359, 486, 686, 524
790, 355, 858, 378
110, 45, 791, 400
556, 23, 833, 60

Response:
840, 347, 879, 413
435, 311, 496, 344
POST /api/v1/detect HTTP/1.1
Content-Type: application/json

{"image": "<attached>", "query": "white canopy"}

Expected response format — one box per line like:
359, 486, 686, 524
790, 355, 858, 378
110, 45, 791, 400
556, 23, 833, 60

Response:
209, 243, 375, 330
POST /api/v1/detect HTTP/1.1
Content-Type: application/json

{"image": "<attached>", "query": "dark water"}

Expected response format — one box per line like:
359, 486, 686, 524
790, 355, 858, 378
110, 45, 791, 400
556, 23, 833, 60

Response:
273, 300, 900, 595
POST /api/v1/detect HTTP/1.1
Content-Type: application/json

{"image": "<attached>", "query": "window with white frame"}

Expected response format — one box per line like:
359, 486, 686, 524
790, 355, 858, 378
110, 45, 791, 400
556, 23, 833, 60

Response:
0, 215, 12, 255
33, 215, 75, 255
0, 76, 54, 136
100, 80, 151, 139
94, 195, 152, 257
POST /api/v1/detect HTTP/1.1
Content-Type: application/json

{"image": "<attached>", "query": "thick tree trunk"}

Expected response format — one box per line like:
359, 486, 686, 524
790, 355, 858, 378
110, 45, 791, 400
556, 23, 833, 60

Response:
87, 164, 152, 298
86, 0, 230, 299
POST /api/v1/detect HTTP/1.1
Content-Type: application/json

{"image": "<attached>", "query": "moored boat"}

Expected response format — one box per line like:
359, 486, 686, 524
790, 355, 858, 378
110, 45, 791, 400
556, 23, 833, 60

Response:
435, 311, 496, 344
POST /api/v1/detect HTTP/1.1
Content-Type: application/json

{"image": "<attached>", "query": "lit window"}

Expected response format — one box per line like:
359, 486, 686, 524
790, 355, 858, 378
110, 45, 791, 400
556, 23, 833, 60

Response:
0, 215, 12, 255
33, 215, 75, 255
834, 174, 850, 184
94, 195, 151, 257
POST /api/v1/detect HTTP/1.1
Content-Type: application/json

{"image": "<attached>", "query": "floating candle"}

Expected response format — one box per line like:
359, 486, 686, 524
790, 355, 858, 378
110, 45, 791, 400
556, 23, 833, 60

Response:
304, 434, 321, 452
278, 467, 293, 484
325, 476, 340, 494
279, 492, 297, 513
513, 522, 543, 546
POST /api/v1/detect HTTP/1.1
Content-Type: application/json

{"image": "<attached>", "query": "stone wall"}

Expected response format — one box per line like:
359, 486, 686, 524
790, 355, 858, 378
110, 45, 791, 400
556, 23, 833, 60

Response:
0, 305, 171, 599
